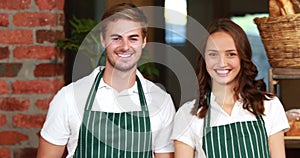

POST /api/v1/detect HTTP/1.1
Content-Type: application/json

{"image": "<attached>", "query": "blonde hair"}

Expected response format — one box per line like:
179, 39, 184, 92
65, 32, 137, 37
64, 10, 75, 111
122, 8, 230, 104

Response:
100, 3, 148, 39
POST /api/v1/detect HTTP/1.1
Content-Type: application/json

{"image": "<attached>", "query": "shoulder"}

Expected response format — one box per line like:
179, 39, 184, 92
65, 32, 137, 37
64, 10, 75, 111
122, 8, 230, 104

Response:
172, 99, 204, 146
263, 96, 283, 109
138, 72, 174, 109
50, 67, 98, 112
178, 99, 197, 112
136, 69, 169, 94
174, 99, 201, 126
62, 67, 100, 95
262, 95, 290, 135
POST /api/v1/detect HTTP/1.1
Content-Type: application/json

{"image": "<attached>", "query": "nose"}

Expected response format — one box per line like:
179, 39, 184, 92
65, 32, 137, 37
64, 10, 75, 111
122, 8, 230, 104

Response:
219, 55, 227, 67
119, 39, 129, 51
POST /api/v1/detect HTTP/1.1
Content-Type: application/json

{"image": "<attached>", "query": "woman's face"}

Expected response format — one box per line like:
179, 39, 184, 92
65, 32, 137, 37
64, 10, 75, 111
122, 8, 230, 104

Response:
205, 31, 241, 87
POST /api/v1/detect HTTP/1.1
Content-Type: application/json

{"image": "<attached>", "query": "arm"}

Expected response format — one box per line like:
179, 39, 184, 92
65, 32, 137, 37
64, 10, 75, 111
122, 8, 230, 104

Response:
36, 137, 66, 158
174, 140, 194, 158
268, 131, 286, 158
154, 152, 174, 158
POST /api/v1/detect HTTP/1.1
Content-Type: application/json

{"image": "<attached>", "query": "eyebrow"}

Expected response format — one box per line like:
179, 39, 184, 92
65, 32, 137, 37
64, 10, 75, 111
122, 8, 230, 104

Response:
110, 34, 140, 38
110, 34, 121, 38
207, 49, 237, 52
225, 49, 237, 52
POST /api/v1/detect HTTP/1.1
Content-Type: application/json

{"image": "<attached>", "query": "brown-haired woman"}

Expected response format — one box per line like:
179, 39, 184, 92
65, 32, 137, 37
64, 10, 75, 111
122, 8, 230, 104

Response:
171, 18, 289, 158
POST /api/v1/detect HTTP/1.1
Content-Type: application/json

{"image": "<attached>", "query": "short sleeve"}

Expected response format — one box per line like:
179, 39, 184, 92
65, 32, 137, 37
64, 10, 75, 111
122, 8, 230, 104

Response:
171, 100, 199, 148
151, 94, 176, 153
40, 87, 70, 145
264, 97, 290, 136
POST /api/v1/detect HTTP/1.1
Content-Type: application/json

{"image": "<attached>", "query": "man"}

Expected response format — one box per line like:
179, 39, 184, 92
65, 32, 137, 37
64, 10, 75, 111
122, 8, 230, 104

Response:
37, 3, 175, 158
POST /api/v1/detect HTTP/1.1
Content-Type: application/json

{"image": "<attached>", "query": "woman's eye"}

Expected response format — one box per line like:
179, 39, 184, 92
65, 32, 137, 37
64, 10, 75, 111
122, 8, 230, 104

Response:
208, 52, 217, 57
228, 52, 238, 57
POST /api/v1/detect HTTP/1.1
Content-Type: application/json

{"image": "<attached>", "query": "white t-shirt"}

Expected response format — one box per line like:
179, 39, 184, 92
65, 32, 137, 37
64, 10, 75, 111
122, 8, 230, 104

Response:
41, 67, 176, 157
171, 93, 290, 158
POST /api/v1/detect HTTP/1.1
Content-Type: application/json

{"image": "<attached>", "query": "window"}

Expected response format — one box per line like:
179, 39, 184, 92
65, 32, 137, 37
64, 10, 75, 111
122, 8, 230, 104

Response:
231, 13, 270, 86
164, 0, 187, 44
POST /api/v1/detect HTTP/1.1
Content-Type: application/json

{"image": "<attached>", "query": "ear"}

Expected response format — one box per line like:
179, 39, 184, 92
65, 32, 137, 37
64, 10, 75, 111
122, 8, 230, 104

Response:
100, 32, 106, 48
142, 37, 147, 48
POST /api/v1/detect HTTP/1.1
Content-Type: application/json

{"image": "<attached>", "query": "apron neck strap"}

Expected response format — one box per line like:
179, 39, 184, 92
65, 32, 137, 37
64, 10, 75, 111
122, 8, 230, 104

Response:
85, 69, 104, 110
136, 76, 148, 111
203, 92, 211, 130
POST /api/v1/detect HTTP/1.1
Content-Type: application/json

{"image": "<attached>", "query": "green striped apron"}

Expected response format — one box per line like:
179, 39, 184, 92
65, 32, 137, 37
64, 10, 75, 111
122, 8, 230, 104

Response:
202, 93, 270, 158
74, 70, 153, 158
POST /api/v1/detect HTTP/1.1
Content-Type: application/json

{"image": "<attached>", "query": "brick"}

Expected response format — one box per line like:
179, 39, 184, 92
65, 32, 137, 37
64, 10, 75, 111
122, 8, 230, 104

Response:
56, 0, 65, 10
0, 0, 31, 10
35, 97, 52, 110
0, 97, 30, 111
12, 79, 62, 94
13, 46, 57, 60
36, 30, 64, 43
0, 114, 7, 127
13, 148, 37, 158
0, 13, 9, 27
35, 0, 56, 10
54, 78, 64, 91
0, 131, 28, 145
34, 63, 64, 77
0, 148, 11, 158
0, 47, 9, 59
0, 63, 22, 77
0, 80, 9, 94
13, 12, 59, 27
13, 114, 46, 128
0, 30, 33, 44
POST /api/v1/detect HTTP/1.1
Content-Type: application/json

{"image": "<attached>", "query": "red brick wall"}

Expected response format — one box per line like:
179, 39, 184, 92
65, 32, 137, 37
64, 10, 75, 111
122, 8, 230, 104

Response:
0, 0, 65, 157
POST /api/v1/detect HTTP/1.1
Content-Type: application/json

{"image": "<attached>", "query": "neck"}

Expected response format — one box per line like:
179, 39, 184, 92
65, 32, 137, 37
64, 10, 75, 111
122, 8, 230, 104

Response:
102, 67, 136, 92
212, 84, 237, 115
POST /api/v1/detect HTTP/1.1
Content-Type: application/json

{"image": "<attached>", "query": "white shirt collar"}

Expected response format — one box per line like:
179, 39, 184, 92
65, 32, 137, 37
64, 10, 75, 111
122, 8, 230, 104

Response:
91, 66, 147, 94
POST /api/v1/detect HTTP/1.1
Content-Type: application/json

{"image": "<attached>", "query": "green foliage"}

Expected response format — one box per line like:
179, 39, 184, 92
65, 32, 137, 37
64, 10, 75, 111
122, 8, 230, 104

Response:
57, 16, 98, 51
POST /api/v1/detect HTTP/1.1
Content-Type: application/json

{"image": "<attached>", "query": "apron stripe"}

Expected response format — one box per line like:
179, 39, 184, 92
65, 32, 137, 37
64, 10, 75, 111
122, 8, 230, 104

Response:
217, 127, 221, 158
222, 125, 228, 158
118, 113, 122, 158
131, 112, 134, 158
245, 121, 255, 158
137, 111, 140, 158
228, 123, 235, 158
253, 121, 262, 158
210, 128, 215, 158
104, 112, 108, 157
99, 112, 105, 157
91, 112, 95, 158
241, 122, 249, 158
234, 123, 242, 158
86, 112, 92, 158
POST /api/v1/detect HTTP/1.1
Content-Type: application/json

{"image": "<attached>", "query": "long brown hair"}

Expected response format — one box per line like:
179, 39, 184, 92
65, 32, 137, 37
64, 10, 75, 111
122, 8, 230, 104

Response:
191, 18, 274, 118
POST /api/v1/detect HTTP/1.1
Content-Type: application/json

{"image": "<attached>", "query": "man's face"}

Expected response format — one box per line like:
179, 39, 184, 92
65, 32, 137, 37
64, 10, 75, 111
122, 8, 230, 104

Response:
101, 19, 146, 72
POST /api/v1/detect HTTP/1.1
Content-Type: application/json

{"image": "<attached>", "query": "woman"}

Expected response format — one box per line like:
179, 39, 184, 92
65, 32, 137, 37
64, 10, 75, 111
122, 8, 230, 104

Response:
171, 18, 289, 158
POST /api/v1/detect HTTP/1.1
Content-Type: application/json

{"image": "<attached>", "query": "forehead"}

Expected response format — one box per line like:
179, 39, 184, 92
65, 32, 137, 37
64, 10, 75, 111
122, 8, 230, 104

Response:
206, 32, 235, 49
105, 19, 143, 37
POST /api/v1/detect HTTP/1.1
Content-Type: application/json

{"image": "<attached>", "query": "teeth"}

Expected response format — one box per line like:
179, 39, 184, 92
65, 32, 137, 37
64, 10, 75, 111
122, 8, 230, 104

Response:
118, 54, 131, 58
216, 69, 229, 74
